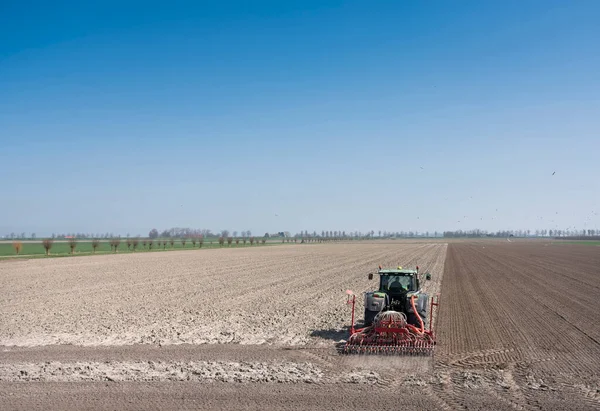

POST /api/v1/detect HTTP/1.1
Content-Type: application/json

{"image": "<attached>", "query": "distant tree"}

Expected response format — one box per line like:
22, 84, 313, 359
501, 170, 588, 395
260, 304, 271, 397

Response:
110, 238, 121, 253
181, 238, 187, 248
262, 238, 266, 244
162, 240, 167, 250
227, 237, 233, 246
142, 239, 148, 249
170, 238, 175, 248
148, 239, 154, 250
198, 237, 204, 248
42, 239, 53, 255
235, 238, 240, 245
243, 237, 247, 245
68, 238, 77, 254
233, 231, 238, 238
31, 233, 36, 240
126, 238, 132, 251
149, 229, 159, 239
131, 238, 138, 251
221, 230, 230, 238
218, 237, 225, 246
191, 237, 197, 247
250, 237, 255, 245
12, 241, 23, 255
92, 239, 100, 253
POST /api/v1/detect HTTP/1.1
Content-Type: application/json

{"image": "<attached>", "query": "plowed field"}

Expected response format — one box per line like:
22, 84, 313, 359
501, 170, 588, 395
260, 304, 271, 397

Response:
0, 243, 445, 347
1, 241, 599, 410
435, 242, 600, 410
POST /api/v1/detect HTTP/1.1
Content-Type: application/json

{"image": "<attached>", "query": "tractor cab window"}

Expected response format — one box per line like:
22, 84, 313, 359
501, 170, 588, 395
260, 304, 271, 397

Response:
381, 275, 413, 292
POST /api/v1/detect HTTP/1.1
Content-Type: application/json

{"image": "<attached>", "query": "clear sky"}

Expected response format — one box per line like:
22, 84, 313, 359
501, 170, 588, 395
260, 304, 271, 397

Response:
1, 1, 599, 237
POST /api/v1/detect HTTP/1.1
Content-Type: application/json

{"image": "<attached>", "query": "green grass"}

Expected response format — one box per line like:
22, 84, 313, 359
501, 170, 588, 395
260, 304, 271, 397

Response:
0, 238, 287, 258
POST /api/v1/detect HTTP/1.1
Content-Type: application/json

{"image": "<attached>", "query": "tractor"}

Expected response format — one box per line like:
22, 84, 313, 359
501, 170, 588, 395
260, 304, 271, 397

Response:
364, 266, 430, 328
343, 266, 439, 355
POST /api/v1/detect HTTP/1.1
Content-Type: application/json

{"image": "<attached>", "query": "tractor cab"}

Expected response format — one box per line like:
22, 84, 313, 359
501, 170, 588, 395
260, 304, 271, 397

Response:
378, 269, 418, 293
368, 268, 420, 294
364, 266, 430, 327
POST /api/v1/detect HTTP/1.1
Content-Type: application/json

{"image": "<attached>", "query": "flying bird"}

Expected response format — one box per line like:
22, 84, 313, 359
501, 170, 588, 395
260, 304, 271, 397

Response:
552, 171, 556, 175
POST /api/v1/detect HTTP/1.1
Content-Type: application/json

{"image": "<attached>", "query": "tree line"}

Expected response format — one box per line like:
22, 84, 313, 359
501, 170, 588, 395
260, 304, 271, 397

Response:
442, 229, 599, 238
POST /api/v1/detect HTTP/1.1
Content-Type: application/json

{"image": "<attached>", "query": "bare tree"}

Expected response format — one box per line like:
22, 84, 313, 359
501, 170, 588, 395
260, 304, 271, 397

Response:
42, 239, 53, 255
249, 237, 255, 245
218, 237, 225, 247
12, 241, 23, 255
191, 237, 197, 247
181, 238, 187, 248
227, 237, 233, 246
170, 238, 175, 249
142, 239, 148, 249
233, 231, 238, 238
162, 240, 167, 250
235, 238, 240, 245
131, 238, 138, 251
261, 238, 266, 244
68, 238, 77, 255
110, 238, 121, 253
92, 239, 100, 254
198, 237, 204, 248
126, 238, 133, 251
148, 239, 154, 250
243, 237, 247, 245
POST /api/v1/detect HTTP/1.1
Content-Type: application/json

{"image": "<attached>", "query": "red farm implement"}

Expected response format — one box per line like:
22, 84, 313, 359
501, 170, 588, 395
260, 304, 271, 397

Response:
342, 266, 440, 355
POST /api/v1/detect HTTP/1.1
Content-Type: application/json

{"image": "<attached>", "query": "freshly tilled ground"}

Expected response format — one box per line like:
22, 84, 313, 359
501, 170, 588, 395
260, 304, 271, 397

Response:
0, 243, 446, 347
3, 241, 597, 410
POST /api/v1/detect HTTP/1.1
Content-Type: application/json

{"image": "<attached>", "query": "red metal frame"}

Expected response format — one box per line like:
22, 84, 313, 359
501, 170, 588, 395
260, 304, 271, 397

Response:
344, 291, 440, 355
429, 293, 440, 334
346, 292, 356, 335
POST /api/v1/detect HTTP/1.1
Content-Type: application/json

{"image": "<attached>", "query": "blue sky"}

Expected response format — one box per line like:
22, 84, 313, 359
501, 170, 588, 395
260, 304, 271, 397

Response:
1, 1, 599, 236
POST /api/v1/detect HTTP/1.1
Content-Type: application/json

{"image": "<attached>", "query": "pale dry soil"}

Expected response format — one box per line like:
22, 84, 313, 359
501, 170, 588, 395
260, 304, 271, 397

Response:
0, 242, 445, 347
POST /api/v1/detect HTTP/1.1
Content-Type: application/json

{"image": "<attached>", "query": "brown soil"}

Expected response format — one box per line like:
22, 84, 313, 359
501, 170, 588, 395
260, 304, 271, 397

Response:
435, 242, 600, 410
1, 242, 598, 410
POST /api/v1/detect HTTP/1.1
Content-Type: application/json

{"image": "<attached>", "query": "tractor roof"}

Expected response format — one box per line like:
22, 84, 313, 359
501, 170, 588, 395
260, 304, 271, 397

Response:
378, 269, 417, 275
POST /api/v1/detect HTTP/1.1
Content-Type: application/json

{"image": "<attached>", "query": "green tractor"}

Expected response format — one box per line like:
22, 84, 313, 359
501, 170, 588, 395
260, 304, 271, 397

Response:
363, 266, 431, 327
